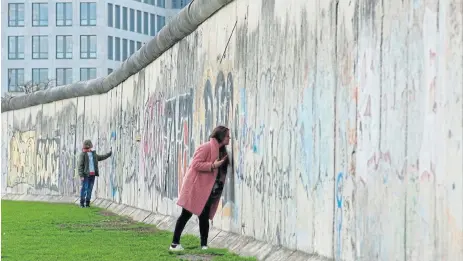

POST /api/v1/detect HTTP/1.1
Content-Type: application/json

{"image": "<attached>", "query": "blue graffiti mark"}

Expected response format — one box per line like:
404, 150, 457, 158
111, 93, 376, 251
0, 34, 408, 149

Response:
111, 131, 116, 140
252, 144, 258, 153
336, 172, 343, 208
298, 87, 314, 187
110, 151, 117, 198
252, 124, 265, 154
336, 172, 344, 259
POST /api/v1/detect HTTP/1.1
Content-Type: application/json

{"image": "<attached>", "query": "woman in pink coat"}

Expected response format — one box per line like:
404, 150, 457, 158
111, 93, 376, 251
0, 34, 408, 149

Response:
169, 125, 230, 251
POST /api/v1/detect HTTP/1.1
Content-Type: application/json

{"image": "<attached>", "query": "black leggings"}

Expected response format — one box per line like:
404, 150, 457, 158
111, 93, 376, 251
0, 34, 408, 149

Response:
172, 201, 212, 246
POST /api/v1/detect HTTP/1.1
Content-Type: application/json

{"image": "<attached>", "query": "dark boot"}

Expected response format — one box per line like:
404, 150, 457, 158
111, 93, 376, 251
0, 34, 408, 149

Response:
85, 200, 91, 207
80, 199, 85, 208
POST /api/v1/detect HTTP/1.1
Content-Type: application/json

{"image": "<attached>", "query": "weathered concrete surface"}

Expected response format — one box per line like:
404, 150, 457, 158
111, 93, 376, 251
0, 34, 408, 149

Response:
1, 0, 462, 260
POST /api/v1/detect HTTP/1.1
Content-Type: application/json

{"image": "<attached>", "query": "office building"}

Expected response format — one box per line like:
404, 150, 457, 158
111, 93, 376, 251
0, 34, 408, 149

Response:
1, 0, 190, 95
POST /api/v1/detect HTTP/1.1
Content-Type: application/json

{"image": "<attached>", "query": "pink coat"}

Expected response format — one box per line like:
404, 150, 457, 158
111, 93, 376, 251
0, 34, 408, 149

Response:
177, 138, 226, 220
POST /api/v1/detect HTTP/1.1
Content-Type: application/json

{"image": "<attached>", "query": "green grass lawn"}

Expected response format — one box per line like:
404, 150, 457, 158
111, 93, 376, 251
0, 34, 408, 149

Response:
1, 200, 256, 261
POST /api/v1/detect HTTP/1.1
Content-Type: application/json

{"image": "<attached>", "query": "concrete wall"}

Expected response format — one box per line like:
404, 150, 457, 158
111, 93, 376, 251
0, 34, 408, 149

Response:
2, 0, 462, 260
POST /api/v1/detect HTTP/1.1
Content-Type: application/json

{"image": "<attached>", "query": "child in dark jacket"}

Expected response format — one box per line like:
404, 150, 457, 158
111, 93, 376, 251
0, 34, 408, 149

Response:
78, 139, 112, 208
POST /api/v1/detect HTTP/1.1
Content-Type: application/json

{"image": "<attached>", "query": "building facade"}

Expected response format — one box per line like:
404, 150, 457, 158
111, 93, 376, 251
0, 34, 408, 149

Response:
1, 0, 189, 95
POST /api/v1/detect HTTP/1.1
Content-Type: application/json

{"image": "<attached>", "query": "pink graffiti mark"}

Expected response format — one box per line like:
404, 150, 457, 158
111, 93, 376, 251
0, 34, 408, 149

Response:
367, 151, 391, 170
402, 159, 435, 182
420, 162, 435, 182
429, 49, 436, 60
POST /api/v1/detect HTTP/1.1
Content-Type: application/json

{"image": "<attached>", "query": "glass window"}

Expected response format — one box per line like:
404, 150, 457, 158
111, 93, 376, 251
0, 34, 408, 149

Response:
108, 68, 114, 75
136, 41, 142, 50
56, 68, 73, 86
172, 0, 190, 9
8, 3, 25, 27
129, 9, 135, 32
130, 40, 135, 55
115, 5, 120, 29
157, 15, 165, 32
8, 36, 25, 60
32, 36, 48, 59
108, 36, 113, 60
122, 39, 128, 61
107, 3, 113, 27
137, 10, 142, 33
122, 7, 128, 30
56, 35, 72, 59
8, 69, 25, 92
157, 0, 165, 8
80, 68, 97, 81
32, 68, 49, 88
173, 0, 189, 9
143, 12, 149, 35
80, 2, 96, 26
57, 2, 72, 26
32, 3, 48, 26
150, 14, 156, 36
115, 37, 121, 61
80, 35, 97, 59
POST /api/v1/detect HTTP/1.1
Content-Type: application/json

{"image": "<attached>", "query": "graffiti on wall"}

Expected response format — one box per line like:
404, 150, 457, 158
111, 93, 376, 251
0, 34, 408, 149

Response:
36, 138, 60, 192
164, 88, 195, 199
8, 130, 36, 189
58, 123, 78, 195
141, 87, 195, 200
200, 71, 236, 218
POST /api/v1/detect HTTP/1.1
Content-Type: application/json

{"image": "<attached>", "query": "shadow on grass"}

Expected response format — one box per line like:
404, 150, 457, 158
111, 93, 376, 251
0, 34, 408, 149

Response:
58, 210, 158, 233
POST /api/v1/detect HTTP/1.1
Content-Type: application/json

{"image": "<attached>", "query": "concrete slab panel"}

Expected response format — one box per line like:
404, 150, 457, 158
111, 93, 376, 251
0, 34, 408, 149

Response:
99, 199, 113, 209
120, 206, 137, 217
129, 209, 152, 222
238, 240, 276, 261
157, 216, 177, 231
264, 248, 295, 261
92, 198, 104, 206
112, 204, 128, 215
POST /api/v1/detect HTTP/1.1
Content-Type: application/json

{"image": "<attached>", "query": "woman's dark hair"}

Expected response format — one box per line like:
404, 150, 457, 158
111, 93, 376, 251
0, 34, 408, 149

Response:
210, 125, 229, 143
210, 125, 230, 170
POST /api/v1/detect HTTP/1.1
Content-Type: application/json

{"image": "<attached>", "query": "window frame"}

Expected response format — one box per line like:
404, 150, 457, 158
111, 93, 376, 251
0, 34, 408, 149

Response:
56, 2, 72, 26
8, 3, 25, 27
80, 2, 97, 26
107, 3, 113, 27
80, 68, 97, 81
115, 5, 121, 29
129, 9, 135, 32
8, 36, 25, 60
80, 35, 97, 59
56, 35, 73, 59
136, 10, 142, 33
32, 68, 50, 89
7, 68, 25, 92
56, 68, 73, 86
122, 7, 128, 30
115, 37, 121, 61
32, 3, 49, 27
108, 36, 114, 60
32, 35, 49, 59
